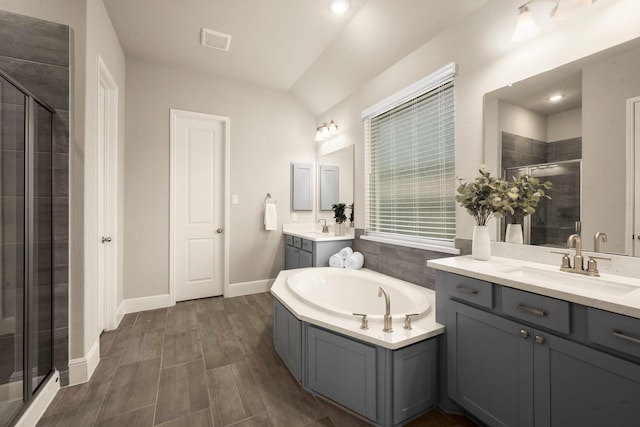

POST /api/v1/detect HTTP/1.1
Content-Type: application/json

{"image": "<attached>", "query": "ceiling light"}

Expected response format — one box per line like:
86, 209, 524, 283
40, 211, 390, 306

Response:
548, 94, 565, 102
329, 0, 350, 15
510, 5, 540, 43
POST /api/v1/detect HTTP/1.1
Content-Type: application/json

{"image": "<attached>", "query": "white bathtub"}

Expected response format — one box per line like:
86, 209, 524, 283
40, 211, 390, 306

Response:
271, 267, 444, 349
286, 268, 431, 320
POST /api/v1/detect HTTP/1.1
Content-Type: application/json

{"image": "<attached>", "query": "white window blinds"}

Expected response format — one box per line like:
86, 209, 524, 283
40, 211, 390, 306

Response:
363, 65, 455, 246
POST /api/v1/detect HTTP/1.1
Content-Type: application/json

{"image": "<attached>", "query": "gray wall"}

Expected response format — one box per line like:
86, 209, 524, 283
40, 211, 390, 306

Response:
124, 59, 316, 299
0, 10, 70, 384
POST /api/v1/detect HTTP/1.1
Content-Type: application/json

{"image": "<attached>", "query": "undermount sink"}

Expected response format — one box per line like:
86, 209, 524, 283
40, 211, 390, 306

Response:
499, 266, 639, 297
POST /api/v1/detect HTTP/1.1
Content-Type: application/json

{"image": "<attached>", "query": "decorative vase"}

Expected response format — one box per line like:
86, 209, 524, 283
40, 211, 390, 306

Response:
472, 225, 491, 261
334, 222, 346, 236
505, 223, 524, 244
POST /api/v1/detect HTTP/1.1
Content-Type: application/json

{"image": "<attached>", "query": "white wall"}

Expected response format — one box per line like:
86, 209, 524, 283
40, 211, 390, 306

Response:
316, 0, 640, 241
83, 0, 126, 368
498, 100, 547, 142
582, 47, 640, 254
124, 59, 315, 299
547, 108, 582, 142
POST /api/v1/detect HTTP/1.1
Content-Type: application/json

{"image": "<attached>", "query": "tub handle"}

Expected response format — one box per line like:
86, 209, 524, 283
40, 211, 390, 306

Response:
352, 313, 369, 330
404, 313, 420, 330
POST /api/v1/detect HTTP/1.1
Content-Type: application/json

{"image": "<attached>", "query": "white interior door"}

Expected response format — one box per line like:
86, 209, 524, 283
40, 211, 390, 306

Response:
171, 110, 225, 301
96, 56, 118, 333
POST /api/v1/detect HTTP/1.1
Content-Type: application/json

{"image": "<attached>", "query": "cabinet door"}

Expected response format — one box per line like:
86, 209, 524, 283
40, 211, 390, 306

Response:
534, 332, 640, 427
306, 326, 377, 421
447, 301, 534, 427
285, 244, 298, 270
273, 300, 302, 382
298, 250, 313, 268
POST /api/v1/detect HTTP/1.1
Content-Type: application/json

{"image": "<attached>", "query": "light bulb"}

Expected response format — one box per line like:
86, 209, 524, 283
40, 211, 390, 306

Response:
329, 0, 350, 15
328, 120, 338, 135
510, 5, 541, 43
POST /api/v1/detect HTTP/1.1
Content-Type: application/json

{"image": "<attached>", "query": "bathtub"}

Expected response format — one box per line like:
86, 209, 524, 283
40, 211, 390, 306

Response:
271, 267, 444, 350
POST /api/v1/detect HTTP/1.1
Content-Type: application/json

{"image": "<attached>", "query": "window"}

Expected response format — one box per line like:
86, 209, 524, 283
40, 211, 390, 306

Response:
362, 63, 457, 253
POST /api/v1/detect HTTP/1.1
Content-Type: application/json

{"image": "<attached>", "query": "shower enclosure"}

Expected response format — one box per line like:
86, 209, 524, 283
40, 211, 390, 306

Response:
503, 160, 582, 247
0, 71, 54, 423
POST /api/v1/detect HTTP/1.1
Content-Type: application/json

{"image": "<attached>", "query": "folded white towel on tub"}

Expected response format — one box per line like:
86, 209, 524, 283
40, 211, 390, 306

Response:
344, 251, 364, 270
329, 254, 345, 268
338, 247, 353, 259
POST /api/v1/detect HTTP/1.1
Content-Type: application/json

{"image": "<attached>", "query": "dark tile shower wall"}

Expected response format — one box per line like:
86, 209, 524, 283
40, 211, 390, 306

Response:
352, 229, 452, 290
0, 11, 70, 385
501, 132, 547, 170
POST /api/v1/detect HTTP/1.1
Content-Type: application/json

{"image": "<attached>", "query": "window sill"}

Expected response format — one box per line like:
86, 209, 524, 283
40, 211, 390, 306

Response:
360, 234, 461, 255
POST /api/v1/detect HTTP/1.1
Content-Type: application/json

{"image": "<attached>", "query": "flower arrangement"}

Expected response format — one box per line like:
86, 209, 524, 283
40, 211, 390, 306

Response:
332, 203, 348, 224
504, 174, 553, 224
456, 167, 510, 226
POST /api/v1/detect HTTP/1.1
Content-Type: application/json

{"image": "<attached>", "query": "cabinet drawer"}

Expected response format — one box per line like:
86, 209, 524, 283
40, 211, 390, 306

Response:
286, 235, 293, 245
587, 308, 640, 359
301, 239, 313, 252
447, 274, 493, 309
293, 237, 302, 248
502, 287, 570, 334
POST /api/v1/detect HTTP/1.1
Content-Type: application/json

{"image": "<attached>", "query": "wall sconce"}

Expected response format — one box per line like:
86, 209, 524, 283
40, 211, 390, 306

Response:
511, 0, 596, 43
315, 120, 339, 142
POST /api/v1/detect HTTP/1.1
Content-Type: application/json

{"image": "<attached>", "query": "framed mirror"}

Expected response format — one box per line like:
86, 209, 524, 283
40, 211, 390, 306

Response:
484, 37, 640, 256
317, 145, 354, 222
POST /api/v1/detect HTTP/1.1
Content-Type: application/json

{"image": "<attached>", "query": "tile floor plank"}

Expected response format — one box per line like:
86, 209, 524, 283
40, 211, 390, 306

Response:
95, 405, 155, 427
155, 359, 209, 424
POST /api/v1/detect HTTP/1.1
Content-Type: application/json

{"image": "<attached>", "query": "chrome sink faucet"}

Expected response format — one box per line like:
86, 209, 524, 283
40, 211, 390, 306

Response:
560, 233, 611, 277
378, 287, 393, 332
318, 219, 329, 233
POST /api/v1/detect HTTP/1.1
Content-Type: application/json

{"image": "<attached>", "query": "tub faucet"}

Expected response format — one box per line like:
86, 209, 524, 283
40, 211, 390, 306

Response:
378, 287, 393, 332
318, 219, 329, 233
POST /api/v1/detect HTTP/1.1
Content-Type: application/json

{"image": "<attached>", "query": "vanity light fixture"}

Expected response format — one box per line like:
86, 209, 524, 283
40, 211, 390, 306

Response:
510, 0, 596, 43
510, 4, 540, 43
315, 120, 339, 142
329, 0, 350, 15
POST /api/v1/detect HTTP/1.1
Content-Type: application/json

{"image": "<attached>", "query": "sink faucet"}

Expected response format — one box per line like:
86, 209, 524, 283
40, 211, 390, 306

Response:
594, 232, 608, 253
567, 233, 584, 271
318, 219, 329, 233
378, 287, 393, 332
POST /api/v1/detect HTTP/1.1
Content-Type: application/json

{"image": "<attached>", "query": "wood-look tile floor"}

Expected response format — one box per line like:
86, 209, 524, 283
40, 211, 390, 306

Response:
37, 293, 478, 427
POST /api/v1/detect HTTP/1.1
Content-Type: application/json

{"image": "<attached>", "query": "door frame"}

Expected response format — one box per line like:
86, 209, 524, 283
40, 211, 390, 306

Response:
95, 55, 118, 331
169, 109, 230, 304
625, 96, 640, 256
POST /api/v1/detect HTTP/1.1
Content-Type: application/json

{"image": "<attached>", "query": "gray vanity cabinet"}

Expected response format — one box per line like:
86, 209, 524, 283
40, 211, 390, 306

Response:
440, 271, 640, 427
284, 234, 353, 269
446, 300, 534, 427
273, 300, 302, 382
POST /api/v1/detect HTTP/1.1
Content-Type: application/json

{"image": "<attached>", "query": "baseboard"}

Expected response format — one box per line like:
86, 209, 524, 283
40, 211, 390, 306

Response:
120, 293, 173, 314
226, 278, 275, 298
14, 370, 60, 427
67, 340, 99, 386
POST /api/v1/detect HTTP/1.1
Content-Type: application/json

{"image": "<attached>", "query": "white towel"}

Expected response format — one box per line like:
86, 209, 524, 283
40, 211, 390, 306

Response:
264, 203, 277, 231
329, 254, 345, 268
338, 247, 353, 259
344, 251, 364, 270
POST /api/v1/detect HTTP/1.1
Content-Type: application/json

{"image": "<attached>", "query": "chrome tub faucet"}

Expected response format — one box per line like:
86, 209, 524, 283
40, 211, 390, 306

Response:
378, 286, 393, 332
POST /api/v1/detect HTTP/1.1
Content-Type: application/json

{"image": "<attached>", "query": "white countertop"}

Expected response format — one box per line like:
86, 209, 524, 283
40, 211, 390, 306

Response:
427, 255, 640, 319
283, 223, 355, 242
271, 268, 445, 350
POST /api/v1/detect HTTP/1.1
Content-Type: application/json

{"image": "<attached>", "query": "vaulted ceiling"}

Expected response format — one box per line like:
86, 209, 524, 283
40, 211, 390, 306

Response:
104, 0, 488, 115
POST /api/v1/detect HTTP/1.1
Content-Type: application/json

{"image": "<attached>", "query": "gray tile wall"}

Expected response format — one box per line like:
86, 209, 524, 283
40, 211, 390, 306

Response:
547, 137, 582, 162
0, 10, 70, 385
352, 229, 455, 290
502, 131, 582, 170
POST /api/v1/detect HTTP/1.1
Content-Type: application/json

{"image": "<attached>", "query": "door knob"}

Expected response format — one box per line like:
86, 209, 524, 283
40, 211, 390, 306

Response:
101, 236, 112, 243
216, 228, 224, 233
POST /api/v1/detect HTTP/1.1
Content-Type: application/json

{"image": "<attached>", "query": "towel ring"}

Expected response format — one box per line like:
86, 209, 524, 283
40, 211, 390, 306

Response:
265, 193, 277, 204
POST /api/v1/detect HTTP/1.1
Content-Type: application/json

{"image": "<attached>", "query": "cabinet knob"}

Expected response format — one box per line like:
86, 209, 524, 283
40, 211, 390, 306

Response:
519, 329, 529, 339
535, 335, 545, 345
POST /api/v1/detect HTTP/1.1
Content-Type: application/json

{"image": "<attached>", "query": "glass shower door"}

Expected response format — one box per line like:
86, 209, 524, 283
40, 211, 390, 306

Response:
0, 74, 26, 422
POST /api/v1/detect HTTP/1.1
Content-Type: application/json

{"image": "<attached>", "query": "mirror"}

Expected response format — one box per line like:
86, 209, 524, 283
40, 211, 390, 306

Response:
484, 37, 640, 256
291, 162, 313, 211
317, 145, 354, 223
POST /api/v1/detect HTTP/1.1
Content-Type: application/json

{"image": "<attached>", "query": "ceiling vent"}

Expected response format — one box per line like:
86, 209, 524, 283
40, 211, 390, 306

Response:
200, 28, 231, 51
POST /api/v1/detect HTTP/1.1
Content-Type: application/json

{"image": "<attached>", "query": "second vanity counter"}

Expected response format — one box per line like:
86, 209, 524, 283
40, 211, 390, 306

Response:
427, 255, 640, 319
282, 223, 355, 242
